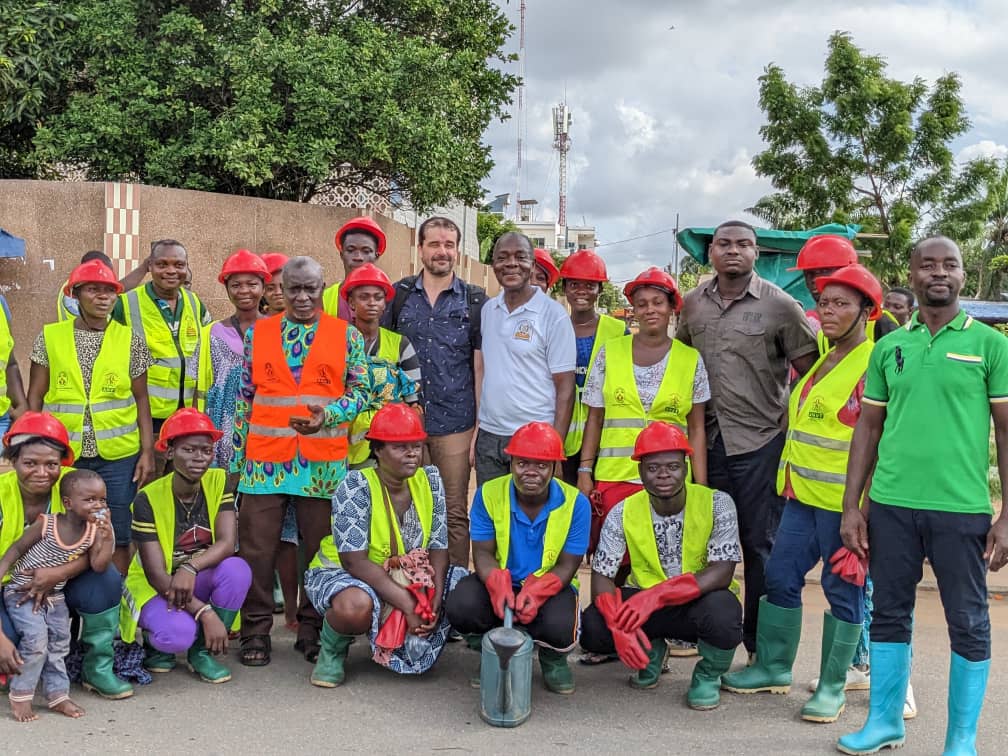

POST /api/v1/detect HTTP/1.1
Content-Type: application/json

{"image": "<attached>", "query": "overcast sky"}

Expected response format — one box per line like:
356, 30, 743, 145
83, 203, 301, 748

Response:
482, 0, 1008, 284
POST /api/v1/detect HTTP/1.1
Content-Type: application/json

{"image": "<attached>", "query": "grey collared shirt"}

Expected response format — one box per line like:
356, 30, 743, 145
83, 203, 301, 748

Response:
676, 273, 817, 456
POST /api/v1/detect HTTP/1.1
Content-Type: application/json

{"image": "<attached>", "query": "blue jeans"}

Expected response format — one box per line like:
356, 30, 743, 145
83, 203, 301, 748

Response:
0, 413, 11, 438
764, 497, 865, 625
75, 453, 139, 545
3, 588, 71, 700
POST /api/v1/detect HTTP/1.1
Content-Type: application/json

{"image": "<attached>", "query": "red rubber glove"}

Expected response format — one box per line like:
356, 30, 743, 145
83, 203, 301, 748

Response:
514, 572, 564, 625
594, 590, 652, 669
375, 609, 408, 649
485, 568, 515, 620
406, 583, 436, 623
829, 547, 867, 587
614, 573, 702, 633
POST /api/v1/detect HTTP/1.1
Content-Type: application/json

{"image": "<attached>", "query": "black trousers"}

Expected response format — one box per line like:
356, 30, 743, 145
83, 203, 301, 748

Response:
707, 431, 785, 652
580, 587, 742, 653
445, 573, 579, 651
868, 500, 991, 661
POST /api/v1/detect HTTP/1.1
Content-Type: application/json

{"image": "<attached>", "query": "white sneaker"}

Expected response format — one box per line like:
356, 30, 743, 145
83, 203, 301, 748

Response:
807, 665, 870, 692
903, 682, 917, 720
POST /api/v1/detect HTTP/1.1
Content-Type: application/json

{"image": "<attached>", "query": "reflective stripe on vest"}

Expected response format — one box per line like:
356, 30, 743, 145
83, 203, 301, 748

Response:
322, 282, 341, 318
0, 304, 13, 416
622, 485, 739, 597
42, 319, 140, 460
122, 287, 202, 419
119, 470, 227, 643
480, 475, 580, 590
348, 329, 402, 465
309, 467, 434, 570
246, 314, 349, 463
776, 340, 873, 512
595, 336, 698, 483
193, 323, 213, 410
565, 315, 626, 456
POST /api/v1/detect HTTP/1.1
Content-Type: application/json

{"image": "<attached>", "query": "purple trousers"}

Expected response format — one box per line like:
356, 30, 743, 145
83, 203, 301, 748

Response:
139, 557, 252, 654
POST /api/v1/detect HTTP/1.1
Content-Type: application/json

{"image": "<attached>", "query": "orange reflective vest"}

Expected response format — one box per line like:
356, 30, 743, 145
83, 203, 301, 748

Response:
246, 314, 349, 462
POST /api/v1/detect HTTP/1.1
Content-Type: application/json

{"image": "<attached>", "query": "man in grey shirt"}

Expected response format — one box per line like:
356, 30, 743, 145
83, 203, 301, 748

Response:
676, 220, 818, 654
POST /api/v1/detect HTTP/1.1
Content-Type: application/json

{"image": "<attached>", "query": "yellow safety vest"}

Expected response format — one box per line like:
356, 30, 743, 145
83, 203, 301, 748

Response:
121, 287, 202, 418
42, 320, 140, 461
0, 304, 13, 416
0, 469, 69, 583
322, 282, 342, 319
777, 340, 873, 511
481, 475, 580, 589
596, 336, 698, 483
348, 329, 403, 465
622, 485, 740, 597
565, 315, 626, 456
119, 469, 227, 643
816, 309, 898, 355
193, 323, 214, 412
310, 466, 434, 570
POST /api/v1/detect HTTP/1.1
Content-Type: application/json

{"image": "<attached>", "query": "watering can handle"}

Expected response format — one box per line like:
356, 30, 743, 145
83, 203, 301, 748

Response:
503, 606, 513, 629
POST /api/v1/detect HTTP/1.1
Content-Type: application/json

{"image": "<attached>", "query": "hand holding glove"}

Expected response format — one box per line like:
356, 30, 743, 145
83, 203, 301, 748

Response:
514, 572, 564, 625
595, 589, 652, 670
485, 568, 515, 620
829, 546, 867, 587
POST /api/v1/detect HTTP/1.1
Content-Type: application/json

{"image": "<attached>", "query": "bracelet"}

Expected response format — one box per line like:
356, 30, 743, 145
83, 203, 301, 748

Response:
180, 562, 199, 576
577, 467, 594, 474
193, 604, 212, 622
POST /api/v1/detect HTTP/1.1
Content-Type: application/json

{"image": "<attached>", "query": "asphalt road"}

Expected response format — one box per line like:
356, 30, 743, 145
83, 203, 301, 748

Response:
1, 587, 1005, 755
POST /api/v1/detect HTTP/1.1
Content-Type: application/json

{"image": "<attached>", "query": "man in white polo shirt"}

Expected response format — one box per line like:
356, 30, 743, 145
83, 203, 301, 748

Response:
475, 232, 576, 485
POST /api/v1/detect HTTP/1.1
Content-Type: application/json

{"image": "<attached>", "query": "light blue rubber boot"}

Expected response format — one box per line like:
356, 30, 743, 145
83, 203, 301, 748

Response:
942, 653, 990, 756
836, 642, 910, 755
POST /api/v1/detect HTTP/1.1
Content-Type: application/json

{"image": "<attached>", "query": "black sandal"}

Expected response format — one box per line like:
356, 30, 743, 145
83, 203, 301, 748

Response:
240, 635, 272, 667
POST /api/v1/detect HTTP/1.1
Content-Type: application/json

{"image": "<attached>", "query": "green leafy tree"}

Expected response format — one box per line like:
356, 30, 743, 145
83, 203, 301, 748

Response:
752, 31, 970, 281
596, 280, 625, 314
933, 157, 1008, 298
477, 210, 517, 263
0, 2, 76, 178
15, 0, 518, 208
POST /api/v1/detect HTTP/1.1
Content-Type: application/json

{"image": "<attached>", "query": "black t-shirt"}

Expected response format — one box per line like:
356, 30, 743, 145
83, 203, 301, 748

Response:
131, 488, 235, 571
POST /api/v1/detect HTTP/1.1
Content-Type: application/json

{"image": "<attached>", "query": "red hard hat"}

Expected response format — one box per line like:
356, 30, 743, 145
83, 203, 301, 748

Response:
260, 252, 289, 276
3, 411, 75, 465
631, 421, 693, 461
503, 421, 566, 461
155, 408, 224, 452
789, 235, 859, 272
340, 262, 395, 301
64, 259, 124, 297
365, 403, 427, 443
218, 248, 271, 284
815, 264, 883, 321
533, 249, 561, 289
559, 249, 608, 282
335, 216, 387, 257
623, 267, 683, 313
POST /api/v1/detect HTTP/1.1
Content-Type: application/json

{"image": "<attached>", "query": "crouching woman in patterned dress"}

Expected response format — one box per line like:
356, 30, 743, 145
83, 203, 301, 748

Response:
303, 403, 467, 686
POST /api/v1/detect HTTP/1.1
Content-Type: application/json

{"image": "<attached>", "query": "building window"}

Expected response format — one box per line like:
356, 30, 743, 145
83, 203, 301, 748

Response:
531, 237, 546, 248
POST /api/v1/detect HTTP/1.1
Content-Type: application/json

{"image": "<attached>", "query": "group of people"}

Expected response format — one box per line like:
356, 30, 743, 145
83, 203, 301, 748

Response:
0, 214, 1004, 756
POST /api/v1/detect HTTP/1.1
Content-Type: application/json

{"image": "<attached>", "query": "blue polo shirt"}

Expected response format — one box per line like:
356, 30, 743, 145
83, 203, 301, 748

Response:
469, 478, 591, 584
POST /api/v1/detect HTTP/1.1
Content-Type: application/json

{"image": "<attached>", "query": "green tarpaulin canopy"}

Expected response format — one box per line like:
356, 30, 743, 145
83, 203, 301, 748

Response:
676, 223, 861, 310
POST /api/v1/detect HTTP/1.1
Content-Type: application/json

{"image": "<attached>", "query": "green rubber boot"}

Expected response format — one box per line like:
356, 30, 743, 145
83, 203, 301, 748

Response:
721, 598, 802, 694
538, 647, 575, 695
143, 634, 177, 673
802, 613, 862, 723
310, 621, 353, 688
688, 641, 738, 710
629, 639, 667, 690
80, 607, 134, 699
187, 607, 235, 683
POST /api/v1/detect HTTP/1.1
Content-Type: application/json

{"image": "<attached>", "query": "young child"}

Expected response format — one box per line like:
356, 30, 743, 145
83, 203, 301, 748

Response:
0, 469, 113, 722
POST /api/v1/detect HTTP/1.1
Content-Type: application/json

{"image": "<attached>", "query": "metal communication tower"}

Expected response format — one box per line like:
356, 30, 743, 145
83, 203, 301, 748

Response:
553, 102, 572, 247
514, 0, 526, 221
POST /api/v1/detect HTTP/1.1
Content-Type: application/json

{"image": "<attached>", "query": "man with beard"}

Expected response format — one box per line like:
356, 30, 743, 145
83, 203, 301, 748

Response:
382, 217, 487, 568
837, 236, 1008, 755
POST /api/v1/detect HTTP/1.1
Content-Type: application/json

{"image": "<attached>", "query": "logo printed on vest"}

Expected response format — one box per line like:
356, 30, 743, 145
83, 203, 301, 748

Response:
56, 371, 69, 388
543, 548, 558, 563
807, 396, 826, 420
264, 362, 277, 381
316, 366, 332, 385
185, 323, 198, 339
101, 372, 119, 394
614, 387, 627, 404
663, 393, 681, 416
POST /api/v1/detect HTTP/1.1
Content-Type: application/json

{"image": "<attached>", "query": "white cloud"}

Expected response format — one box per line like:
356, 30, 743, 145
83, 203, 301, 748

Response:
485, 0, 1008, 284
956, 140, 1008, 164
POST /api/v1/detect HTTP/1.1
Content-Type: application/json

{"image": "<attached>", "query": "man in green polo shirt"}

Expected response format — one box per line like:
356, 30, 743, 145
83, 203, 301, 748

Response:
837, 236, 1008, 756
112, 239, 212, 433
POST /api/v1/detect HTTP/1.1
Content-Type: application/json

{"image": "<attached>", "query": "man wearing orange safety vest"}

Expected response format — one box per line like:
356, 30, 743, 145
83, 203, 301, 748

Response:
232, 256, 372, 667
322, 216, 388, 322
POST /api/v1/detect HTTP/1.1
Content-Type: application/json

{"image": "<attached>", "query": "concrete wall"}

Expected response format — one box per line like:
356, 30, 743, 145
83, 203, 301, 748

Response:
0, 180, 500, 368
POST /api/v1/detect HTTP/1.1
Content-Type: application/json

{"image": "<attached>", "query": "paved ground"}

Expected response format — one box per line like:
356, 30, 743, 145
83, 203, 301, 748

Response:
2, 585, 1005, 755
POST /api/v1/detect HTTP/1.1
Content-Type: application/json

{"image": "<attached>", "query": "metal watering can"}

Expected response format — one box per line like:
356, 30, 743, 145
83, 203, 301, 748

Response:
479, 607, 533, 727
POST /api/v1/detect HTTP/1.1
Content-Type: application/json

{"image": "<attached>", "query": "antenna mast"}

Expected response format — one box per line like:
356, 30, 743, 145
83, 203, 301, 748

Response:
514, 0, 526, 221
553, 102, 571, 248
